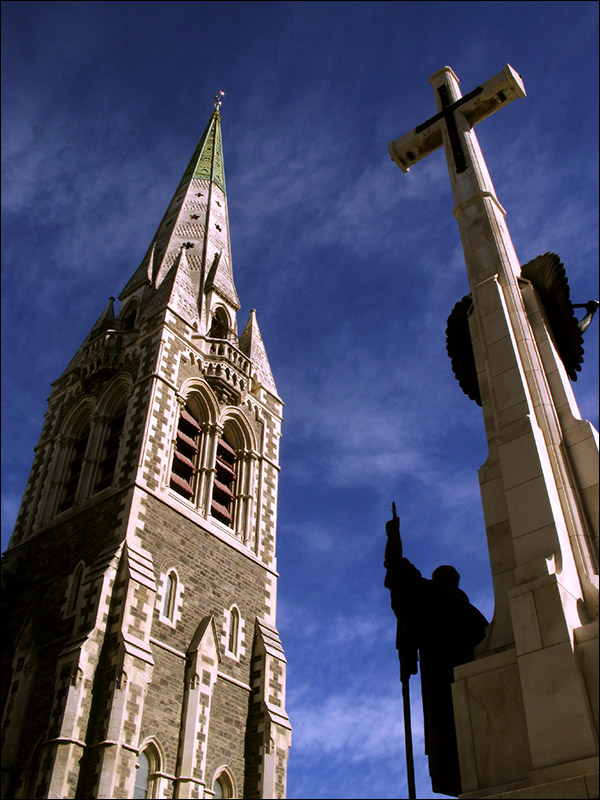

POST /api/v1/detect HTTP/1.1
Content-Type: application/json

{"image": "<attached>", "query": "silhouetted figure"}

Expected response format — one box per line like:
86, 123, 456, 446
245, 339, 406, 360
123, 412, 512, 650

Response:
384, 512, 488, 797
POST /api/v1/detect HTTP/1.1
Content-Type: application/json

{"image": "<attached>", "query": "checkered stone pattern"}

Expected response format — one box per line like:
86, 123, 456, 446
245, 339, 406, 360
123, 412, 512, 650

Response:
2, 309, 290, 799
246, 620, 292, 799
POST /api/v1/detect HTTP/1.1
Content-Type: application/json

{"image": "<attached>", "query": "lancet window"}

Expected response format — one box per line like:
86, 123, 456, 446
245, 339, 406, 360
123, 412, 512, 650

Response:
163, 571, 177, 622
94, 406, 127, 493
227, 606, 240, 657
133, 750, 150, 799
133, 743, 161, 799
211, 431, 238, 526
35, 376, 132, 527
22, 739, 43, 800
170, 404, 202, 500
57, 420, 91, 512
119, 299, 138, 331
208, 306, 234, 343
157, 568, 183, 628
168, 393, 255, 545
66, 562, 85, 615
213, 770, 234, 798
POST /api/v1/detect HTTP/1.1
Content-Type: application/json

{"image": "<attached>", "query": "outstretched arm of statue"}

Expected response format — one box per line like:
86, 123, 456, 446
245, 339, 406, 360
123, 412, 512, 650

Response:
384, 504, 419, 681
384, 502, 403, 569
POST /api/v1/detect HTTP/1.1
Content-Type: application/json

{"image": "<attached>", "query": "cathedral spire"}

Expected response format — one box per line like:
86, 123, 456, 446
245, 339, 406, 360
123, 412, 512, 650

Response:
119, 97, 239, 324
4, 90, 291, 799
177, 105, 226, 194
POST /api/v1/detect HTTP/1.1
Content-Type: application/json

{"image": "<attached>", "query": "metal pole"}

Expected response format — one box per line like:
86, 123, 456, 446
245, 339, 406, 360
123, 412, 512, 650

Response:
401, 675, 416, 800
387, 503, 417, 799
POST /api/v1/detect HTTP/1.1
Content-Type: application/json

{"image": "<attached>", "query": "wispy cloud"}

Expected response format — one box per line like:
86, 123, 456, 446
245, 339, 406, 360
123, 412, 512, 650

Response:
288, 682, 423, 763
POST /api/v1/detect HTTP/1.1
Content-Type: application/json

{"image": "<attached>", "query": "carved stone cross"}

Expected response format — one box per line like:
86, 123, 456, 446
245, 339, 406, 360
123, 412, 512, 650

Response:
389, 64, 525, 176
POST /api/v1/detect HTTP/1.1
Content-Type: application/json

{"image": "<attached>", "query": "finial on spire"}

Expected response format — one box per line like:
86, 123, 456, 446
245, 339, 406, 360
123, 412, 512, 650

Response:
214, 90, 226, 113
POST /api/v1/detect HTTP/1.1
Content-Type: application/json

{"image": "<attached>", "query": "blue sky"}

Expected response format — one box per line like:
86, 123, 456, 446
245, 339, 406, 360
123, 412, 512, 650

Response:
1, 2, 598, 798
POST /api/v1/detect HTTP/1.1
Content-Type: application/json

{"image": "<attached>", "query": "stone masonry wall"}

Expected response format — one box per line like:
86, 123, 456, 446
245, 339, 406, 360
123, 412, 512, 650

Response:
138, 491, 275, 795
1, 490, 129, 799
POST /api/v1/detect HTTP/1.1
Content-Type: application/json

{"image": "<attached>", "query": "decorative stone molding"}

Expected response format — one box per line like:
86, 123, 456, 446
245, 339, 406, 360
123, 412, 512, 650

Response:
175, 616, 221, 798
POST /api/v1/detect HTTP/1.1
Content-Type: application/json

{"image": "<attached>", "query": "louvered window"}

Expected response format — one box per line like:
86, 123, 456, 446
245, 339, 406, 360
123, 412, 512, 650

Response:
211, 434, 237, 525
94, 409, 126, 493
170, 405, 201, 499
58, 426, 91, 511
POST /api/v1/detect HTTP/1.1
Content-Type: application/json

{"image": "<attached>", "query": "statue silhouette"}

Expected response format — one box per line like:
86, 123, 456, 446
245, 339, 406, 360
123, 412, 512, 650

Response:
384, 511, 488, 797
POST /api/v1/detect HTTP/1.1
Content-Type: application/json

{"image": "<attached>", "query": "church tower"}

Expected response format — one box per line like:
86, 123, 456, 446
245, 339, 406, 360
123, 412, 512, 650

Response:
1, 97, 291, 799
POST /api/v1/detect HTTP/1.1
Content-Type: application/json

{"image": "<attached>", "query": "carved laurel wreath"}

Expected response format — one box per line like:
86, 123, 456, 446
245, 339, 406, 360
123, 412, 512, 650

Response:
446, 253, 585, 405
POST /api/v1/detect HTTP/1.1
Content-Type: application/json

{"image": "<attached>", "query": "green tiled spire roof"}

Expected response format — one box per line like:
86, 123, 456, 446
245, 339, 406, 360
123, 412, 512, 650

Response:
178, 111, 226, 192
120, 102, 236, 309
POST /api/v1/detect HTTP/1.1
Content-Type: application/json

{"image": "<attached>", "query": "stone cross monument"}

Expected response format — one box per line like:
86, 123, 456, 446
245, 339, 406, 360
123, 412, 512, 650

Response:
389, 66, 598, 798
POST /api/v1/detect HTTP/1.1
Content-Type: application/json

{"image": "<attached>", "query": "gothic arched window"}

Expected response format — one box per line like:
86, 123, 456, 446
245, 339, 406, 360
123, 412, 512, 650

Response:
213, 770, 234, 798
58, 418, 91, 512
163, 571, 177, 622
170, 404, 202, 500
227, 606, 240, 657
134, 744, 161, 799
67, 562, 85, 615
120, 300, 138, 331
208, 307, 230, 340
22, 738, 43, 800
94, 405, 127, 493
211, 430, 237, 526
168, 396, 253, 543
134, 750, 150, 799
